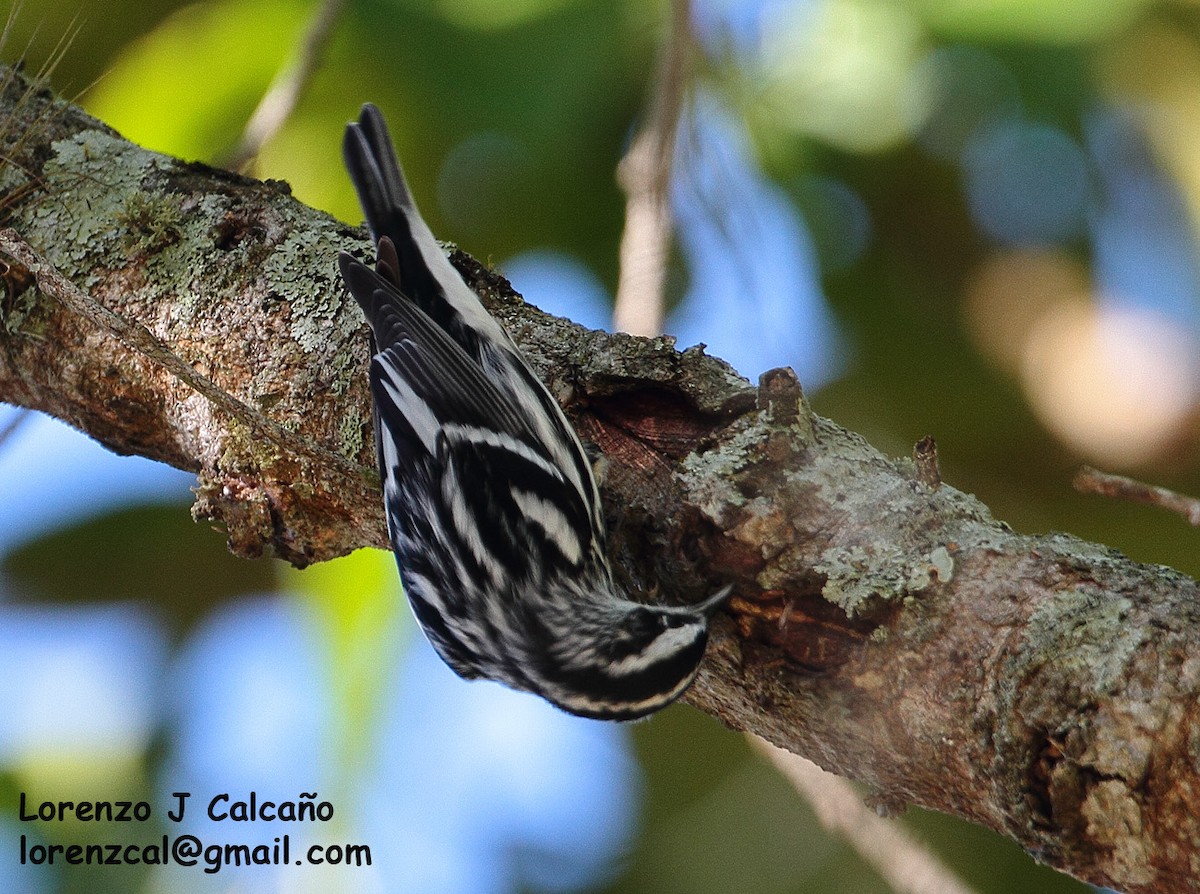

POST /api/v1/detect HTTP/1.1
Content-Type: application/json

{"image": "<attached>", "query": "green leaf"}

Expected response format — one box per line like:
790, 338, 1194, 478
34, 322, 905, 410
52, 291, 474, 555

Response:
2, 502, 273, 637
282, 548, 408, 780
83, 0, 310, 160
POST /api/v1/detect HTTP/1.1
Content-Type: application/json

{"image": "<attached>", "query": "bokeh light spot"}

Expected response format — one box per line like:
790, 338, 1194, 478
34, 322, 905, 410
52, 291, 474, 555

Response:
963, 119, 1091, 246
0, 604, 165, 773
964, 249, 1090, 374
1021, 303, 1199, 466
758, 0, 929, 152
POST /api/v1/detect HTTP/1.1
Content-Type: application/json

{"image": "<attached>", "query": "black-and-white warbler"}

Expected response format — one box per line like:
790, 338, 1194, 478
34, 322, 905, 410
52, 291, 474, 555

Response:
338, 104, 729, 720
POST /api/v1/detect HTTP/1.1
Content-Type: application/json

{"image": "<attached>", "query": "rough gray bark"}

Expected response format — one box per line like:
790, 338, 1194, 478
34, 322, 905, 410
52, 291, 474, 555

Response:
0, 66, 1196, 893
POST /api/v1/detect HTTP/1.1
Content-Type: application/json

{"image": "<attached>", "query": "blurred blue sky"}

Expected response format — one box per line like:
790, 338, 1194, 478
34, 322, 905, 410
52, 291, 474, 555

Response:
667, 89, 845, 386
507, 87, 847, 389
0, 410, 193, 558
1087, 107, 1200, 329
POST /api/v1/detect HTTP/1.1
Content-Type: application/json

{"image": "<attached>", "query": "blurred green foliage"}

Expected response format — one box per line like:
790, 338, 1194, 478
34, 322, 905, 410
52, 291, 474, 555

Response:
4, 504, 272, 635
284, 547, 406, 787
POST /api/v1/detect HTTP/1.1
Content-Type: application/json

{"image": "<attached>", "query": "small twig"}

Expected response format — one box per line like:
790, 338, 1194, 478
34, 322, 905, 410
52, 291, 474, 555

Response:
0, 405, 32, 454
0, 229, 370, 483
749, 736, 982, 894
224, 0, 347, 172
612, 0, 692, 337
912, 435, 942, 490
1073, 465, 1200, 527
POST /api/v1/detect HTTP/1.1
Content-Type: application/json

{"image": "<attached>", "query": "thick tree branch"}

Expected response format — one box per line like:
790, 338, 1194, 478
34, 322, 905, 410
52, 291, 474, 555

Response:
0, 67, 1196, 892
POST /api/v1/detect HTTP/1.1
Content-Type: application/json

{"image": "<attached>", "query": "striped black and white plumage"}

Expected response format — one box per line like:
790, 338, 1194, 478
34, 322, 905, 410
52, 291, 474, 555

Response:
339, 104, 728, 720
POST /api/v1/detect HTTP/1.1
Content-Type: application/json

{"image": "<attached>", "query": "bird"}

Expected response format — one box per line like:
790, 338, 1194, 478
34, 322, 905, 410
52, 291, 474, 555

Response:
338, 103, 728, 720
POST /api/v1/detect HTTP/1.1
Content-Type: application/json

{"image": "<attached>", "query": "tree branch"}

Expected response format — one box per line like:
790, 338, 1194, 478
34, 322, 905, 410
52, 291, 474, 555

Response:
1075, 464, 1200, 527
0, 66, 1195, 892
750, 735, 982, 894
223, 0, 347, 171
613, 0, 691, 336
